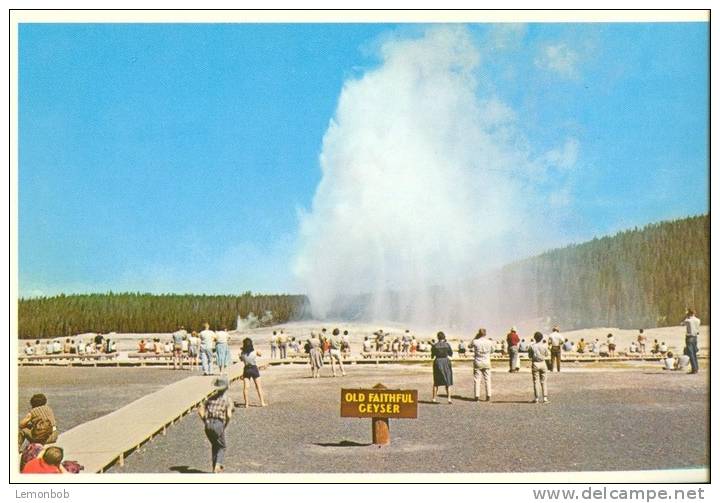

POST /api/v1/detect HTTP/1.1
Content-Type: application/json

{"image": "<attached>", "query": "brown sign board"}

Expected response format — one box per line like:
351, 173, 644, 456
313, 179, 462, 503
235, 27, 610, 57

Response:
340, 388, 418, 419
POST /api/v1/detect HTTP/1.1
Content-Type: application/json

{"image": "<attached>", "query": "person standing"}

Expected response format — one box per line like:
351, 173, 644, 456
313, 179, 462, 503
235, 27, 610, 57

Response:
240, 338, 267, 407
682, 309, 701, 374
270, 331, 278, 360
198, 377, 234, 473
506, 327, 520, 372
548, 327, 564, 372
199, 323, 216, 376
637, 329, 647, 354
308, 332, 324, 378
528, 332, 550, 403
278, 330, 288, 359
431, 332, 454, 404
328, 328, 347, 377
215, 326, 231, 375
607, 333, 616, 357
470, 328, 494, 402
172, 325, 188, 370
188, 331, 200, 370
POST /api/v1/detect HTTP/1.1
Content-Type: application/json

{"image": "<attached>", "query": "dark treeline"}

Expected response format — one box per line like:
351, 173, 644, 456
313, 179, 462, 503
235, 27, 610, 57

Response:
18, 215, 709, 338
501, 214, 709, 330
18, 292, 310, 339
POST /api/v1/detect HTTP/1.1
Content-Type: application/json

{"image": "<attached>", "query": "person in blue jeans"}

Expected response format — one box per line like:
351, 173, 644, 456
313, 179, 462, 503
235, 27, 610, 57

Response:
682, 309, 701, 374
199, 322, 216, 375
198, 377, 234, 473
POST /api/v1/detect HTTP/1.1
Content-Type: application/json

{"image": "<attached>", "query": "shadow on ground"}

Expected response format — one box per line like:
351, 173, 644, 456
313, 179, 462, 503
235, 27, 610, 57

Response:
313, 440, 372, 448
170, 465, 207, 473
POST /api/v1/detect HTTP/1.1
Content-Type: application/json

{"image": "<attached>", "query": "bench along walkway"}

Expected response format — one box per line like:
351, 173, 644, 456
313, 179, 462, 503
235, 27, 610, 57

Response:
55, 363, 245, 473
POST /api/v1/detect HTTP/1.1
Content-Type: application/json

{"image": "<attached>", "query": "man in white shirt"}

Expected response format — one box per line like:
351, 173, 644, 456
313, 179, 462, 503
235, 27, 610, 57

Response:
548, 327, 564, 372
199, 323, 216, 375
470, 328, 495, 402
681, 309, 701, 374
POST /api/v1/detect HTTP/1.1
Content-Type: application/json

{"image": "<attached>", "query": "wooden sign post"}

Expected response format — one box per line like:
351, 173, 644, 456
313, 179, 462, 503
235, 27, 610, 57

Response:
340, 383, 418, 446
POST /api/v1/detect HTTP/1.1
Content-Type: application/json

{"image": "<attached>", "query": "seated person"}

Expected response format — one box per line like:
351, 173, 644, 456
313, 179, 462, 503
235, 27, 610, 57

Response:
676, 351, 691, 371
18, 394, 58, 450
628, 341, 638, 353
651, 340, 660, 354
362, 337, 373, 353
598, 342, 609, 357
659, 342, 668, 354
22, 446, 65, 474
576, 338, 587, 353
138, 339, 147, 353
518, 339, 528, 352
24, 342, 34, 355
562, 339, 573, 351
662, 351, 676, 370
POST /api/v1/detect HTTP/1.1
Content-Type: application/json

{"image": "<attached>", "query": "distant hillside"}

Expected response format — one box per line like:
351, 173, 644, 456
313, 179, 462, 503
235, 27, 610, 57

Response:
17, 292, 310, 339
17, 215, 709, 338
499, 214, 709, 330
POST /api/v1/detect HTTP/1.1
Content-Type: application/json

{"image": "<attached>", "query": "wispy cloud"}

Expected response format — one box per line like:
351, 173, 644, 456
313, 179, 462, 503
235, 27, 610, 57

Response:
535, 43, 580, 78
544, 137, 580, 170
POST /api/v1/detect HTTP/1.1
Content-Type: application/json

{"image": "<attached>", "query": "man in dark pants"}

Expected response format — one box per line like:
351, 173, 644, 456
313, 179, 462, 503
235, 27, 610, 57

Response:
198, 377, 234, 473
548, 327, 564, 372
506, 327, 520, 372
682, 309, 701, 374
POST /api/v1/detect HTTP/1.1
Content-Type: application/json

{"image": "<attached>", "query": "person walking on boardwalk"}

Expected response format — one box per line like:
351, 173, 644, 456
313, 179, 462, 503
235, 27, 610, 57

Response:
470, 328, 494, 402
328, 328, 347, 377
198, 377, 234, 473
528, 331, 550, 403
240, 337, 267, 407
18, 394, 58, 451
548, 327, 564, 372
682, 309, 701, 374
199, 323, 216, 376
431, 332, 454, 404
215, 326, 231, 375
172, 325, 188, 370
506, 327, 521, 372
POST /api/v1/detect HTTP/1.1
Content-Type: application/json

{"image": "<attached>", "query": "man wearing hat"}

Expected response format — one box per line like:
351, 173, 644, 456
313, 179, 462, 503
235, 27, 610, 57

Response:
506, 327, 521, 372
198, 377, 234, 473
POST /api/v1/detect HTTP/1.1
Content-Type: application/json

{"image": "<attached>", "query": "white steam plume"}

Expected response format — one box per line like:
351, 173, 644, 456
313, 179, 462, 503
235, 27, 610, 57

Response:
294, 26, 563, 329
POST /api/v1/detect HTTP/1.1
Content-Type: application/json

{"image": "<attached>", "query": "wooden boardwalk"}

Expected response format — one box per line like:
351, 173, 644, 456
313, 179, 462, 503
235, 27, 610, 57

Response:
55, 364, 245, 473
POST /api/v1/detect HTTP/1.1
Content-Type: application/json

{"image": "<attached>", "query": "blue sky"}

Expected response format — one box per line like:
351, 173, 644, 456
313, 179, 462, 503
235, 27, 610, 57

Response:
18, 22, 709, 297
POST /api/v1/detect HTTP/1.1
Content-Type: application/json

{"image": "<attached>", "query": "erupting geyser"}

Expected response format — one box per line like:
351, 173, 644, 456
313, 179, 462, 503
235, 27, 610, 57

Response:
294, 26, 568, 328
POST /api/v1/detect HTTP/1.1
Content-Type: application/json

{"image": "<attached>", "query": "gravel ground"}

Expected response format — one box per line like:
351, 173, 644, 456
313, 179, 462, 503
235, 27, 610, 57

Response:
18, 367, 193, 431
106, 363, 709, 474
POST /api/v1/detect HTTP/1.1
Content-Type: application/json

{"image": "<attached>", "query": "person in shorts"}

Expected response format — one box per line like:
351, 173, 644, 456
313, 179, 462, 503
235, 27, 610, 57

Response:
328, 328, 347, 377
240, 338, 267, 407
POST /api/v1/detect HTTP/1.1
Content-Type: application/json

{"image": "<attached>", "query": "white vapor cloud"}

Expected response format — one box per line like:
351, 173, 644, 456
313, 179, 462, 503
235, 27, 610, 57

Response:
534, 43, 580, 78
294, 26, 570, 327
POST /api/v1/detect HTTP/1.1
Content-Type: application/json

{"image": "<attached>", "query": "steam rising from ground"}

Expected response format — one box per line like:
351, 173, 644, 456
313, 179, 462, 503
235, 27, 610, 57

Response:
295, 26, 562, 329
